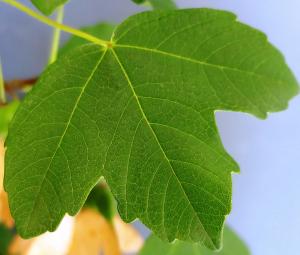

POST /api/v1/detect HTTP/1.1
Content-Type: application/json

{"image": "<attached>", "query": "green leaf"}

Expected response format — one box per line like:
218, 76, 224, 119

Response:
0, 223, 13, 255
131, 0, 176, 10
139, 226, 250, 255
132, 0, 146, 4
59, 23, 116, 57
148, 0, 176, 10
0, 101, 19, 138
0, 59, 5, 104
5, 9, 298, 249
31, 0, 68, 15
84, 182, 116, 221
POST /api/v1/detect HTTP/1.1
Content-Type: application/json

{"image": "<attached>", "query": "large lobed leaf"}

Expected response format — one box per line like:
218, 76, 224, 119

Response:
5, 9, 298, 249
139, 226, 250, 255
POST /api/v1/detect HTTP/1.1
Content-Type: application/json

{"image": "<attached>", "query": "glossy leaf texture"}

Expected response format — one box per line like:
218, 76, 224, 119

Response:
31, 0, 67, 15
5, 9, 298, 249
139, 226, 250, 255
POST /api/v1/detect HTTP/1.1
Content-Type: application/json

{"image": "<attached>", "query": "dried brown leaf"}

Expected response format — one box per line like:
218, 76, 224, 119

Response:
68, 209, 120, 255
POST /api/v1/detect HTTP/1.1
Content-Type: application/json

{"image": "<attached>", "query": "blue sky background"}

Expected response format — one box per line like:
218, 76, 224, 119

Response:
0, 1, 299, 254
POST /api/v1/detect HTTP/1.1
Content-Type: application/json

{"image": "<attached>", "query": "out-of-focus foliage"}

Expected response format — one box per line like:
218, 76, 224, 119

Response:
131, 0, 176, 10
0, 223, 13, 255
139, 226, 250, 255
0, 101, 19, 138
0, 139, 14, 228
84, 183, 116, 221
31, 0, 67, 15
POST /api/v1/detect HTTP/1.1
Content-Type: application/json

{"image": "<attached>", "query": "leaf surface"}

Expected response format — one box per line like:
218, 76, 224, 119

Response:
31, 0, 67, 15
5, 9, 298, 249
139, 226, 250, 255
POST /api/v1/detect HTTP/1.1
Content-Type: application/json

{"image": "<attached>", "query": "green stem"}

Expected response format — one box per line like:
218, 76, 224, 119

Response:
0, 0, 109, 47
48, 6, 64, 64
0, 58, 6, 104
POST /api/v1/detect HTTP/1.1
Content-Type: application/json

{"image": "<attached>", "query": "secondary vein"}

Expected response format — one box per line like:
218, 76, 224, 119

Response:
114, 44, 288, 86
23, 49, 107, 235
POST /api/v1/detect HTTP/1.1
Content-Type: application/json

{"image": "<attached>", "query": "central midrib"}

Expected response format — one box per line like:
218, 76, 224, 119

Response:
110, 48, 215, 247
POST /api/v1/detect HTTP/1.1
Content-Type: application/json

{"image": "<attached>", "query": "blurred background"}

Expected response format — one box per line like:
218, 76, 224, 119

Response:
0, 0, 299, 254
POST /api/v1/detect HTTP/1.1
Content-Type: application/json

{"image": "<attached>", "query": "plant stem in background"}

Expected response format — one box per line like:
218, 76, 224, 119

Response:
0, 0, 109, 47
48, 6, 64, 64
0, 58, 6, 104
